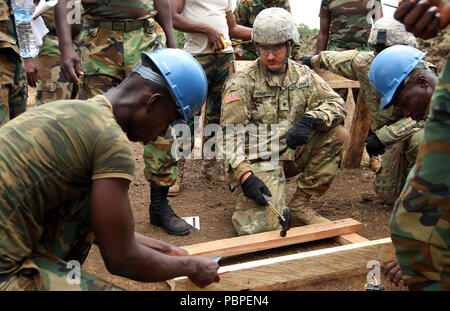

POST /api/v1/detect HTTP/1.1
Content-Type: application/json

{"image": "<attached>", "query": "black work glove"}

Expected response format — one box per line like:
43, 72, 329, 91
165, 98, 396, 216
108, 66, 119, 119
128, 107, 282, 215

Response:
286, 114, 323, 150
241, 173, 272, 206
365, 135, 385, 157
299, 55, 314, 68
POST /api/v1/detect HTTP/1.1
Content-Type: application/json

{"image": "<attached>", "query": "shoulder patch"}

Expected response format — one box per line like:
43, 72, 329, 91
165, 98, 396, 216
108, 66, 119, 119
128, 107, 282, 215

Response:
224, 91, 241, 104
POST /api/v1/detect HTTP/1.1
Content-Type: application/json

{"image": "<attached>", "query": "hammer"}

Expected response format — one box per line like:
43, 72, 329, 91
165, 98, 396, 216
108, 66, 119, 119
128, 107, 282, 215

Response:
262, 193, 291, 237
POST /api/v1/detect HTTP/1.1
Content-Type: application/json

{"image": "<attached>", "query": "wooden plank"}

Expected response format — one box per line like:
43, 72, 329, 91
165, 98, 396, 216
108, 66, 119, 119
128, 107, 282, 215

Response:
334, 233, 370, 245
341, 91, 372, 168
181, 218, 362, 259
170, 238, 394, 291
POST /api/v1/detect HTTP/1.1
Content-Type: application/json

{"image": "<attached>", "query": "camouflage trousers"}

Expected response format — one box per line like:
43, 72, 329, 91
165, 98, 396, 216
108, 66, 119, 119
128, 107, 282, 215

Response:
0, 191, 122, 291
231, 125, 348, 236
77, 17, 177, 187
390, 57, 450, 291
374, 128, 424, 205
0, 49, 27, 127
35, 35, 79, 106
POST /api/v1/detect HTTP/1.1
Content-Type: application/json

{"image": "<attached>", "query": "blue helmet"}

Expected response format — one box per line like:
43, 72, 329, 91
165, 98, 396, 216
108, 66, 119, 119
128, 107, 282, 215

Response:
138, 48, 207, 122
369, 45, 426, 109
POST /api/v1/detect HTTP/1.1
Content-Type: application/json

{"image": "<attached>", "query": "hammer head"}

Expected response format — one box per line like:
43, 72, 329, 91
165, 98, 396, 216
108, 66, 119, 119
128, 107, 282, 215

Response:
279, 207, 291, 237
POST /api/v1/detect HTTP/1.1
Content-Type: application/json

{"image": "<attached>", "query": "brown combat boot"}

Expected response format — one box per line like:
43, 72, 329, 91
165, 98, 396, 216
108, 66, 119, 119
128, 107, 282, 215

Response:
200, 159, 226, 184
369, 155, 382, 173
287, 188, 329, 225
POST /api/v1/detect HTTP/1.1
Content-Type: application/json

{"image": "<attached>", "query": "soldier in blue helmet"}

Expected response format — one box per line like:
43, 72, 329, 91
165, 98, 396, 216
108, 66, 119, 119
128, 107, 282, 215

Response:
0, 49, 220, 290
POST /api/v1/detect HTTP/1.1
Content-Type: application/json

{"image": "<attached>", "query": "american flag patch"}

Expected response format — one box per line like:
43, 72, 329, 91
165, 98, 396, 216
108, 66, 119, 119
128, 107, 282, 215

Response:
224, 91, 240, 104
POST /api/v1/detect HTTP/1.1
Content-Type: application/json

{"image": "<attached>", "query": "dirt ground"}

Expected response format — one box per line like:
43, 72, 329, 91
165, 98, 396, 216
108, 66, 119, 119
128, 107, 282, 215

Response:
81, 143, 404, 291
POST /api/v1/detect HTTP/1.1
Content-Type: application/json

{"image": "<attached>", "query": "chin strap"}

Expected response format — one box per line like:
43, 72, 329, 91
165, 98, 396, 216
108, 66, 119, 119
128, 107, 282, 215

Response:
132, 63, 169, 89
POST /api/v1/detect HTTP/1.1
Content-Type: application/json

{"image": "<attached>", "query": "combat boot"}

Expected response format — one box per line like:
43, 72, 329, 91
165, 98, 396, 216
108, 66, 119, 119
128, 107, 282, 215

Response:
149, 184, 190, 236
200, 159, 226, 183
369, 155, 382, 173
168, 159, 184, 197
287, 188, 329, 225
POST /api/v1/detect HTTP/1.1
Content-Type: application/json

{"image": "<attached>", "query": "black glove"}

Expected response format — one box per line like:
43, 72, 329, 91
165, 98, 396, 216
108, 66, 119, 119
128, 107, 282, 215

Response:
241, 173, 272, 206
286, 115, 323, 150
365, 135, 385, 157
299, 55, 314, 68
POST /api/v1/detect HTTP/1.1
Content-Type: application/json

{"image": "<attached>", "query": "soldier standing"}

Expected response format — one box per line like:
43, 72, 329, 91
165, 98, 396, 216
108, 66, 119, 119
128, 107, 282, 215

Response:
0, 0, 27, 127
221, 8, 348, 236
303, 17, 437, 205
54, 0, 193, 236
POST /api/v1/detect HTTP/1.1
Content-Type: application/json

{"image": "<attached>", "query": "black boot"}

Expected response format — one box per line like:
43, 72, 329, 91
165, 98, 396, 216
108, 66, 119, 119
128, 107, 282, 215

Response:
149, 184, 190, 236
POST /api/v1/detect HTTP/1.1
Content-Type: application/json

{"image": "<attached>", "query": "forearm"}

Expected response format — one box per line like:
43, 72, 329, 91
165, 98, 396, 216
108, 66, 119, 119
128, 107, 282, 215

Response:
172, 13, 213, 35
375, 118, 424, 147
135, 232, 172, 253
316, 32, 328, 54
229, 25, 252, 40
315, 51, 360, 80
54, 0, 75, 54
154, 0, 176, 48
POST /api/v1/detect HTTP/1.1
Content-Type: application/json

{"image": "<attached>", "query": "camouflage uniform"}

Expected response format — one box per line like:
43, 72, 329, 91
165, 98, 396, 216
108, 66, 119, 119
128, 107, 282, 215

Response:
233, 0, 301, 60
311, 51, 437, 204
390, 56, 450, 291
221, 59, 347, 235
77, 0, 176, 187
0, 95, 134, 290
35, 7, 82, 106
319, 0, 382, 51
0, 0, 27, 127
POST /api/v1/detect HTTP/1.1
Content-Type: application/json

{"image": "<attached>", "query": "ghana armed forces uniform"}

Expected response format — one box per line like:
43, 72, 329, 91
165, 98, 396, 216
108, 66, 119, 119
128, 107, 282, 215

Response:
390, 56, 450, 291
319, 0, 382, 51
0, 95, 132, 290
0, 0, 27, 127
233, 0, 301, 61
77, 0, 176, 188
221, 59, 347, 235
310, 51, 438, 204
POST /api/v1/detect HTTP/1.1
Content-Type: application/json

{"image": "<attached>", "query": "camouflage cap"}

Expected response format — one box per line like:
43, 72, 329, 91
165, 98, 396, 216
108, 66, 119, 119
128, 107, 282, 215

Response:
368, 17, 418, 48
252, 7, 299, 45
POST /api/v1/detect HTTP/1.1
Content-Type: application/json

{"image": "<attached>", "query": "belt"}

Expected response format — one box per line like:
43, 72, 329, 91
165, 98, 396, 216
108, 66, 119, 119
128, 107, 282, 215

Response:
97, 19, 149, 32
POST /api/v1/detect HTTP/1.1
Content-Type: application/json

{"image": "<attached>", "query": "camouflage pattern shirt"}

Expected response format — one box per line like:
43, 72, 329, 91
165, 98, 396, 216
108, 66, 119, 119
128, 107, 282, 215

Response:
0, 0, 18, 53
233, 0, 301, 60
81, 0, 156, 20
221, 59, 346, 187
319, 0, 381, 50
310, 50, 436, 147
0, 95, 135, 273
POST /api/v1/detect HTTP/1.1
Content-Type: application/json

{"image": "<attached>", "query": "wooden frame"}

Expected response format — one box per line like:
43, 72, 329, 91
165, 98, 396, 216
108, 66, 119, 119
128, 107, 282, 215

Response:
169, 238, 394, 291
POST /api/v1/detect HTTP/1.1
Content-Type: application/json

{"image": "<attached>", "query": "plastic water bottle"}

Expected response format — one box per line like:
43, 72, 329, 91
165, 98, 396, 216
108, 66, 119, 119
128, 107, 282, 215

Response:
10, 0, 39, 58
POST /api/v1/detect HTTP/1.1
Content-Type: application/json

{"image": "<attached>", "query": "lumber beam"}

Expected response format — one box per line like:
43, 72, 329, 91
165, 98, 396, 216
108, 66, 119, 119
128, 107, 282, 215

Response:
181, 218, 362, 259
170, 238, 394, 291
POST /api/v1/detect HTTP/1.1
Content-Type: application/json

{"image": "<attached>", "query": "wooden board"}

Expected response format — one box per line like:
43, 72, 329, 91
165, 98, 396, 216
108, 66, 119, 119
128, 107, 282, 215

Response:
181, 218, 362, 259
170, 238, 394, 291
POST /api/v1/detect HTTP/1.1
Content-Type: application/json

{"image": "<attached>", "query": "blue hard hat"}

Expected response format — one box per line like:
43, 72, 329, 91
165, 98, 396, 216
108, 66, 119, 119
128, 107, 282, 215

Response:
369, 45, 426, 109
141, 48, 207, 122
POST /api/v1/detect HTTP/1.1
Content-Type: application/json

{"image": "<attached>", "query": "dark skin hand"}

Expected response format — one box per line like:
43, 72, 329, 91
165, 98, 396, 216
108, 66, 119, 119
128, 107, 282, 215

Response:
170, 0, 251, 52
383, 261, 408, 287
395, 0, 450, 39
22, 57, 39, 88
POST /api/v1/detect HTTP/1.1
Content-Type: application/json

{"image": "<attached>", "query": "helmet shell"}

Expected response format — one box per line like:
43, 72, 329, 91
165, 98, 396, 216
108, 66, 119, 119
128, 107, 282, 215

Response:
142, 48, 208, 121
369, 45, 426, 109
252, 8, 299, 45
368, 17, 418, 48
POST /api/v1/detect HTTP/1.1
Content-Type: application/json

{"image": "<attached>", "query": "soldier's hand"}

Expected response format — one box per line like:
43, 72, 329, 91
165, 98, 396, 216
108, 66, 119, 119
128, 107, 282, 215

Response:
365, 135, 385, 157
383, 260, 407, 287
187, 256, 220, 288
22, 57, 39, 88
241, 173, 272, 206
299, 55, 315, 68
60, 48, 84, 85
286, 114, 323, 150
394, 0, 448, 39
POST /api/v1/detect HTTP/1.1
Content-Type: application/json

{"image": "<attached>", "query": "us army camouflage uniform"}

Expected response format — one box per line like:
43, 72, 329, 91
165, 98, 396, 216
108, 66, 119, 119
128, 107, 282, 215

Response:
221, 59, 347, 235
35, 7, 82, 106
390, 56, 450, 291
319, 0, 382, 51
233, 0, 301, 60
0, 0, 27, 127
0, 95, 134, 290
77, 0, 177, 187
311, 51, 437, 204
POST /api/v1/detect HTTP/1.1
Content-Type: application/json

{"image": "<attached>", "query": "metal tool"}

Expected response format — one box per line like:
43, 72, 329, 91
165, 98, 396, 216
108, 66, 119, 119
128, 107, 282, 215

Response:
262, 193, 291, 237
